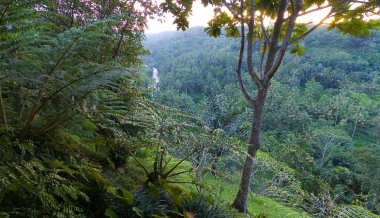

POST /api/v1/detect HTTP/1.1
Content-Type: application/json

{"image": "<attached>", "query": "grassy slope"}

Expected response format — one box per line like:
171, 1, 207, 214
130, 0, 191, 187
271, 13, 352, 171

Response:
203, 175, 310, 218
126, 153, 311, 217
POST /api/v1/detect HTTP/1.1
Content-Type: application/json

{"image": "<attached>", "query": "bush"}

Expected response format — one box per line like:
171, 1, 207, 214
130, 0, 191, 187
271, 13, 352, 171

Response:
0, 160, 88, 218
179, 194, 233, 218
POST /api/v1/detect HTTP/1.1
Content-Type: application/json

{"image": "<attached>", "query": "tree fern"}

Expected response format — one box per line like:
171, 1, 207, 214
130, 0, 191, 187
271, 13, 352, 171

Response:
0, 160, 88, 218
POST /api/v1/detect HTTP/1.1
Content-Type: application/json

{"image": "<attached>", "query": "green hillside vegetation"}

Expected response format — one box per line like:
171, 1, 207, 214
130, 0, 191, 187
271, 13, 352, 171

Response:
1, 0, 379, 217
143, 27, 380, 217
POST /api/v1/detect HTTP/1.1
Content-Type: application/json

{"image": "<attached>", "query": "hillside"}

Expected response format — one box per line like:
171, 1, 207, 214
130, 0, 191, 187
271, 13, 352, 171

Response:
143, 27, 380, 216
1, 1, 379, 217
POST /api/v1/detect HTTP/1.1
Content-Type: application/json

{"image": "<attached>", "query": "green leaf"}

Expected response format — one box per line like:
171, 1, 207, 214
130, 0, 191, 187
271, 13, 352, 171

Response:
120, 188, 133, 205
105, 208, 118, 218
132, 207, 144, 217
290, 43, 306, 56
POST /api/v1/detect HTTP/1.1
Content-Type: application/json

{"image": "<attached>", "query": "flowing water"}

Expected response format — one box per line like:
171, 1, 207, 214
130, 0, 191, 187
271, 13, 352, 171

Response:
152, 67, 159, 84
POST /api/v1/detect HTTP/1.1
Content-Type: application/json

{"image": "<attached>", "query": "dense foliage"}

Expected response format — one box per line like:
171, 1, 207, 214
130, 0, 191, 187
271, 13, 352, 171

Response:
1, 0, 379, 217
144, 27, 380, 215
0, 1, 234, 218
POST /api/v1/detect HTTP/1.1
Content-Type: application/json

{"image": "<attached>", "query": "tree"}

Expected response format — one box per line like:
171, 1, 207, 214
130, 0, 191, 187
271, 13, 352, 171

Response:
162, 0, 380, 212
0, 0, 161, 139
310, 126, 351, 169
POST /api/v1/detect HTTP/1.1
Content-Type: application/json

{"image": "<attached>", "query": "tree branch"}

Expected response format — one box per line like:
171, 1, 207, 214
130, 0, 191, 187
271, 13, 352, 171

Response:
263, 0, 353, 82
163, 150, 196, 178
129, 151, 150, 175
236, 0, 255, 107
285, 3, 332, 20
20, 41, 77, 139
167, 169, 193, 178
259, 15, 269, 78
288, 14, 331, 45
222, 0, 249, 23
246, 0, 263, 87
263, 0, 289, 74
259, 15, 270, 44
45, 67, 111, 107
259, 39, 267, 79
288, 0, 351, 45
266, 0, 302, 83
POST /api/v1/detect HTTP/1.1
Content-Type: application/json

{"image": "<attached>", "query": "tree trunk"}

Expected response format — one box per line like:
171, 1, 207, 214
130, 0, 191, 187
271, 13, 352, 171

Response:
232, 89, 266, 212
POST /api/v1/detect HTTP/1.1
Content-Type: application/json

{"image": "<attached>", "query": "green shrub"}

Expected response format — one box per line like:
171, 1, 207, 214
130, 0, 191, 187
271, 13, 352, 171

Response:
179, 194, 233, 218
0, 160, 88, 218
128, 187, 175, 218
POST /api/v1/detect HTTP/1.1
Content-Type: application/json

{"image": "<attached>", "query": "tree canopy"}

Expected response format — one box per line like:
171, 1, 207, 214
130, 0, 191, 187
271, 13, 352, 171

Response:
160, 0, 379, 212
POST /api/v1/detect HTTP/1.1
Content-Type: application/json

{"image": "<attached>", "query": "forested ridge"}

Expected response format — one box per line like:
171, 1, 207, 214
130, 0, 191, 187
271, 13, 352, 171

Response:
1, 0, 379, 217
144, 27, 380, 216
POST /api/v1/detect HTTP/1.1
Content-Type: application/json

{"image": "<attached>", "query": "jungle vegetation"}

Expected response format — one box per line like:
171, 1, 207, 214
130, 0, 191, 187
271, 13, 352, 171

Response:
161, 0, 380, 213
144, 26, 380, 216
0, 0, 379, 217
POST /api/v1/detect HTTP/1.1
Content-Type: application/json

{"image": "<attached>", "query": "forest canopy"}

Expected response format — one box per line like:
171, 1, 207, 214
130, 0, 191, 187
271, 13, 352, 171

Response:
144, 26, 380, 216
0, 0, 379, 217
159, 0, 380, 212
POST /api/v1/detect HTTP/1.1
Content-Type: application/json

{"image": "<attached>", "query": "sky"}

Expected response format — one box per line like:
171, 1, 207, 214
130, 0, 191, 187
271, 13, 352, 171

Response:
146, 1, 215, 33
146, 0, 332, 34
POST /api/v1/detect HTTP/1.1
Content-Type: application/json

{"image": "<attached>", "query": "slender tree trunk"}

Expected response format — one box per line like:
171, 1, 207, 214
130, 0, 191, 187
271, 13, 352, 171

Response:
232, 89, 267, 212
